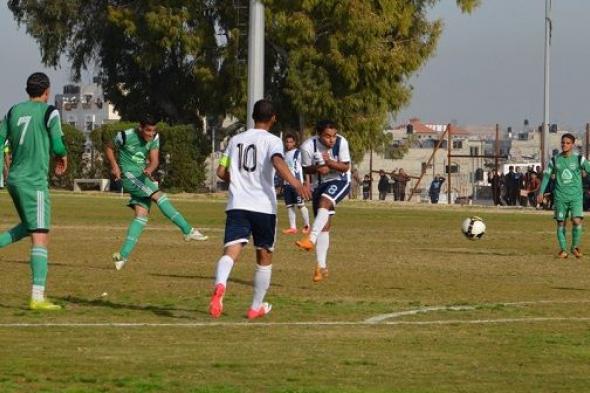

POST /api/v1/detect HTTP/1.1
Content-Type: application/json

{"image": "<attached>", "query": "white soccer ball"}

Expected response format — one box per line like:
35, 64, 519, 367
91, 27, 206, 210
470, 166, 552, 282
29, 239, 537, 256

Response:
461, 216, 486, 240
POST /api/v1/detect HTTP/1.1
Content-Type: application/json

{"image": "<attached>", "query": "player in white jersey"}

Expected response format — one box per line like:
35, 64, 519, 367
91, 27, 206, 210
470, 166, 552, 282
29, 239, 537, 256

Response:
209, 99, 311, 320
296, 120, 351, 282
281, 133, 311, 235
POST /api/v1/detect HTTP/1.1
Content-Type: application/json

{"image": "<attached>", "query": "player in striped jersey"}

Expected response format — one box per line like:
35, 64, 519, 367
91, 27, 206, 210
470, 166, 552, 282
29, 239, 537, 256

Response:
281, 133, 310, 235
104, 116, 208, 270
296, 120, 351, 282
0, 72, 68, 310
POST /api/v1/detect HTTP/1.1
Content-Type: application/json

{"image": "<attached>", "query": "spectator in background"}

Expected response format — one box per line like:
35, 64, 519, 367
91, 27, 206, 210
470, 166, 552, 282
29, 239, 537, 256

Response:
391, 169, 399, 200
504, 166, 516, 205
527, 172, 540, 208
393, 168, 410, 201
350, 168, 361, 199
362, 174, 371, 200
428, 175, 445, 204
377, 169, 389, 200
513, 167, 524, 206
488, 170, 503, 206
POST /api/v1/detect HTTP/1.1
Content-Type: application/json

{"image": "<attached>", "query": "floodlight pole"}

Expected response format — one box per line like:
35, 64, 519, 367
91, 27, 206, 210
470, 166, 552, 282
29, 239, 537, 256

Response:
542, 0, 552, 168
246, 0, 265, 129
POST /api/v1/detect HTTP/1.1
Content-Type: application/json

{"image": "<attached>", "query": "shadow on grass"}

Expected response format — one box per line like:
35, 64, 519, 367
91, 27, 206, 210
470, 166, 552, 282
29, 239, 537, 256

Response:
149, 273, 283, 288
0, 258, 112, 271
550, 286, 589, 291
56, 295, 208, 318
416, 247, 526, 257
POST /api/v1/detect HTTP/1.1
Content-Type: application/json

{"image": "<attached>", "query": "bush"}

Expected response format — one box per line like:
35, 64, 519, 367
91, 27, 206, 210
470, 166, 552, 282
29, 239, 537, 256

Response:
50, 123, 85, 189
90, 122, 209, 192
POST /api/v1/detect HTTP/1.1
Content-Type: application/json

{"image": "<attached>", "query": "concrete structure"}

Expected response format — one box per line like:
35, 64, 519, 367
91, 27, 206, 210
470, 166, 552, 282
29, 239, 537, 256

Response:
55, 82, 120, 149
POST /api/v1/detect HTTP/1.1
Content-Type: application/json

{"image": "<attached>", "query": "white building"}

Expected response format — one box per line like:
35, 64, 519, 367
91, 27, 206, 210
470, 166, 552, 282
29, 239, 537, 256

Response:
55, 81, 120, 149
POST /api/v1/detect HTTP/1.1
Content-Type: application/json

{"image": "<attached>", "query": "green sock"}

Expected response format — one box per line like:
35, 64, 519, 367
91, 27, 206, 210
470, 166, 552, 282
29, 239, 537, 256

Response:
572, 224, 583, 251
557, 226, 567, 251
120, 216, 148, 258
31, 246, 48, 287
0, 223, 29, 248
157, 195, 191, 235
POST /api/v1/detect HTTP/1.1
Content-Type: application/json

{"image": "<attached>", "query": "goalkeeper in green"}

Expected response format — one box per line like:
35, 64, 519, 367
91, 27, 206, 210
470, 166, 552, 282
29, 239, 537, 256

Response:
105, 116, 208, 270
537, 133, 590, 258
0, 72, 68, 310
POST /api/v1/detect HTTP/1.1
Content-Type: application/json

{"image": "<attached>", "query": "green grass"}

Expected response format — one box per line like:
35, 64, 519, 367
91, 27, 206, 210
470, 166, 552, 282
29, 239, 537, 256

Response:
1, 192, 590, 392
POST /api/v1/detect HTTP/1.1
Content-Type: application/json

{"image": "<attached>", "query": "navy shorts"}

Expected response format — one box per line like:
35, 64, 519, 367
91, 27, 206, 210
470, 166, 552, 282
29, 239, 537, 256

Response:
283, 184, 304, 207
223, 209, 277, 251
312, 180, 350, 216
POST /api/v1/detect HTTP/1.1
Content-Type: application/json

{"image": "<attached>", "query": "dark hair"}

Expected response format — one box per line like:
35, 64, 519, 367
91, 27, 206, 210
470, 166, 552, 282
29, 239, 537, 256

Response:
284, 133, 297, 143
315, 119, 337, 134
139, 115, 158, 127
26, 72, 50, 97
562, 133, 576, 143
252, 99, 276, 122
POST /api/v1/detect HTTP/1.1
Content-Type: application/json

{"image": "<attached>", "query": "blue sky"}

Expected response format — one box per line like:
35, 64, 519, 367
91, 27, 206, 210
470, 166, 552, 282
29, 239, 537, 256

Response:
1, 1, 589, 131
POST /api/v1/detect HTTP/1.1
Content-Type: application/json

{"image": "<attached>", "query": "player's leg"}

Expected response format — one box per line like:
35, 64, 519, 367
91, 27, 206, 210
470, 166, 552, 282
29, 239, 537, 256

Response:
152, 191, 208, 241
247, 212, 276, 319
20, 188, 60, 310
570, 199, 584, 257
297, 196, 310, 234
209, 210, 250, 318
314, 217, 331, 282
0, 186, 31, 247
282, 186, 298, 234
113, 204, 149, 270
554, 198, 568, 257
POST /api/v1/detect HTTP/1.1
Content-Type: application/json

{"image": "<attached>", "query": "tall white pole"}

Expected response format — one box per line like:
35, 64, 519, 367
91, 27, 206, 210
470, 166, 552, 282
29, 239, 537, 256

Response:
542, 0, 551, 167
247, 0, 265, 129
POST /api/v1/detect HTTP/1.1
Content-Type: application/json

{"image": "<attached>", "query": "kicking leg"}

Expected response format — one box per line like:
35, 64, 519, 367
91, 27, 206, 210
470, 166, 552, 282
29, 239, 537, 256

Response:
0, 223, 29, 248
153, 192, 207, 240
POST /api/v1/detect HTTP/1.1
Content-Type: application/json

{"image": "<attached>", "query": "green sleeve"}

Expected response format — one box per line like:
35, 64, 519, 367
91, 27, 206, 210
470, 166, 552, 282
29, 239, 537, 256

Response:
47, 112, 67, 157
0, 120, 7, 178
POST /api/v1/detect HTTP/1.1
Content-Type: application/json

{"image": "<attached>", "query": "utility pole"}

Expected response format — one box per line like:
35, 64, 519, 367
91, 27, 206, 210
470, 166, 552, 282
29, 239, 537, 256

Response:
246, 0, 264, 129
542, 0, 552, 168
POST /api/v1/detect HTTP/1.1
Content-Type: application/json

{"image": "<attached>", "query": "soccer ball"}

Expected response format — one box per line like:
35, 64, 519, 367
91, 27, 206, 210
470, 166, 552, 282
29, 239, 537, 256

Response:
461, 216, 486, 240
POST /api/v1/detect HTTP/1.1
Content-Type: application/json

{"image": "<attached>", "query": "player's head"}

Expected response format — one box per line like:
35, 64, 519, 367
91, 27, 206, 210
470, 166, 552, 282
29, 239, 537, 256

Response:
561, 133, 575, 153
316, 119, 338, 148
26, 72, 50, 101
284, 133, 297, 150
139, 115, 158, 141
252, 99, 277, 128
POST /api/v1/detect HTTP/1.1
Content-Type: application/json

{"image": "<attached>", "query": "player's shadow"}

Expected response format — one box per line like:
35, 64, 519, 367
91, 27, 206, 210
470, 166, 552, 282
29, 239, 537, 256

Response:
416, 248, 525, 257
57, 295, 208, 318
149, 273, 283, 288
0, 258, 112, 270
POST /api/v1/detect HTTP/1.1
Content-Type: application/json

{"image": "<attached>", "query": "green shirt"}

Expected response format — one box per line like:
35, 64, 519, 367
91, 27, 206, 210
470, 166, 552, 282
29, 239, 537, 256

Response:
114, 128, 160, 176
0, 101, 67, 187
540, 153, 590, 201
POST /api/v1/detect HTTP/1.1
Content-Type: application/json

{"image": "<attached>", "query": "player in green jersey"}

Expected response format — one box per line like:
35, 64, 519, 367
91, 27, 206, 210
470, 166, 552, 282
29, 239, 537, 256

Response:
0, 72, 68, 310
105, 116, 208, 270
537, 133, 590, 258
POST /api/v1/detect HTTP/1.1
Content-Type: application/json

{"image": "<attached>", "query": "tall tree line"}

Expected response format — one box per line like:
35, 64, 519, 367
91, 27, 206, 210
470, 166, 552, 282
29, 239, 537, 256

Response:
8, 0, 479, 161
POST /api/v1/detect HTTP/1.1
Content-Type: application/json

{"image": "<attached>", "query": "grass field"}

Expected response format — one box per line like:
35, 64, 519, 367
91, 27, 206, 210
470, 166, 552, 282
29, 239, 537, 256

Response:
1, 191, 590, 393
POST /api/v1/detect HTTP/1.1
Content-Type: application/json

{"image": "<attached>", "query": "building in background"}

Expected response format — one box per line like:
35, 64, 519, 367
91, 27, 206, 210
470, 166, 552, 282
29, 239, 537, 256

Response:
55, 79, 120, 150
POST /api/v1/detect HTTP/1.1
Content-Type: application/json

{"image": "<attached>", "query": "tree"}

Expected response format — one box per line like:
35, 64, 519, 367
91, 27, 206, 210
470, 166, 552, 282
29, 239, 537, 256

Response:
9, 0, 480, 161
262, 0, 480, 161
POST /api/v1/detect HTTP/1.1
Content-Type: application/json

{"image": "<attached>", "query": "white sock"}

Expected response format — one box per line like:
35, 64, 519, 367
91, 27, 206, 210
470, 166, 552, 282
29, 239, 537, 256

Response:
300, 205, 310, 227
287, 206, 297, 229
309, 208, 330, 243
32, 285, 45, 301
251, 264, 272, 310
214, 255, 234, 287
316, 231, 330, 269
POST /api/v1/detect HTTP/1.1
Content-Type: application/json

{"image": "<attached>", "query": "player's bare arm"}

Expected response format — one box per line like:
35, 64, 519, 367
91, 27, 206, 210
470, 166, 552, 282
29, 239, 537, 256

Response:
323, 154, 350, 173
273, 155, 311, 200
144, 148, 159, 178
216, 164, 230, 183
54, 155, 67, 175
104, 143, 121, 180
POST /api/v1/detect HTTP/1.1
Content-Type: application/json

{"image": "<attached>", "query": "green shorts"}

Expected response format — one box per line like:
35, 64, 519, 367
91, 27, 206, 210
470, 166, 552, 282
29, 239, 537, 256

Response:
554, 198, 583, 221
7, 184, 51, 232
121, 171, 160, 210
